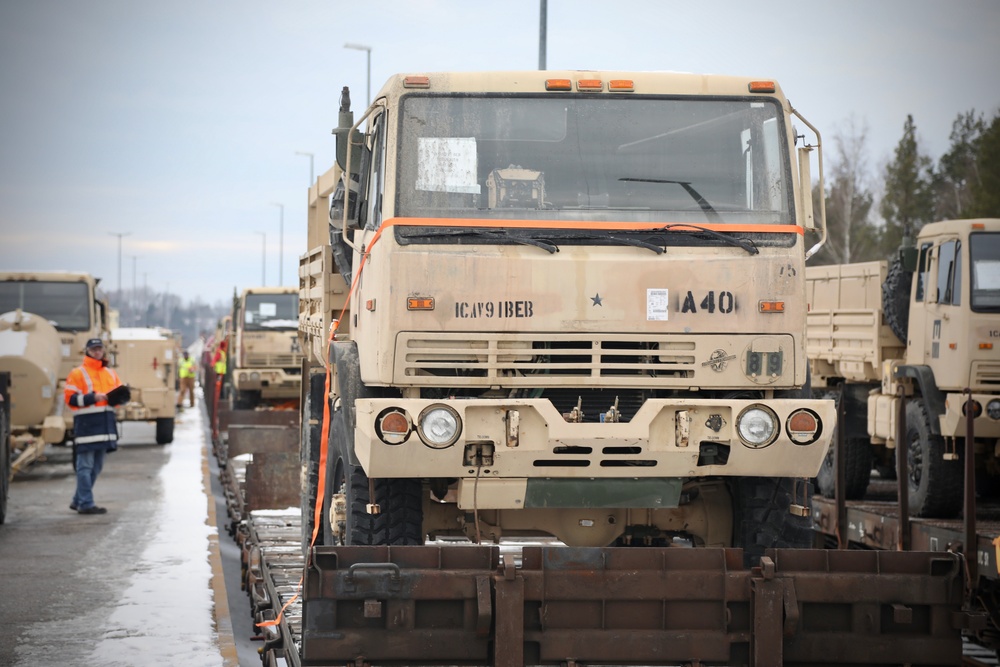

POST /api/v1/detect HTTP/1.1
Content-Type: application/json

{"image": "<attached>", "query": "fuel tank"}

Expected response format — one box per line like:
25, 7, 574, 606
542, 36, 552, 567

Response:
0, 310, 62, 427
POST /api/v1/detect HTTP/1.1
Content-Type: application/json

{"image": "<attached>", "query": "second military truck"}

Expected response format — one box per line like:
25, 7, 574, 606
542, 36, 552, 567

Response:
809, 218, 1000, 517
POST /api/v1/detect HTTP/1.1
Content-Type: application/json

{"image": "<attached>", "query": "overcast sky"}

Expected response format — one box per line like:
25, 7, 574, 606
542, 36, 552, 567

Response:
1, 0, 998, 306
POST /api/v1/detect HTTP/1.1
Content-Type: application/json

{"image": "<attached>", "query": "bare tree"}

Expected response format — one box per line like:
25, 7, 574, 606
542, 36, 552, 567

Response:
809, 117, 878, 265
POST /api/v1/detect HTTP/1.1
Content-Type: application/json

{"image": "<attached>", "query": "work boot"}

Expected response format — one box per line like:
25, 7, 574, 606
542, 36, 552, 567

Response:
78, 506, 108, 515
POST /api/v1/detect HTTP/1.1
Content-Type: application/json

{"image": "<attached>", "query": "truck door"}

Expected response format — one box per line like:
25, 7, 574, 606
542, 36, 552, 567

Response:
916, 238, 964, 388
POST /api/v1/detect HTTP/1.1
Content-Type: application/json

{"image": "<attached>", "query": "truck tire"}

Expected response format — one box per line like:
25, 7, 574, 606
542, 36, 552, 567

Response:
731, 476, 813, 567
815, 392, 872, 499
0, 401, 9, 524
231, 389, 259, 411
300, 372, 326, 551
155, 417, 174, 445
816, 436, 872, 500
906, 400, 962, 518
882, 256, 912, 344
324, 406, 423, 546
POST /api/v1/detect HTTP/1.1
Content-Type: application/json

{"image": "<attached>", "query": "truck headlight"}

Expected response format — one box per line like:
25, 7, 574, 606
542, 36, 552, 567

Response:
989, 399, 1000, 420
737, 405, 778, 448
417, 405, 461, 449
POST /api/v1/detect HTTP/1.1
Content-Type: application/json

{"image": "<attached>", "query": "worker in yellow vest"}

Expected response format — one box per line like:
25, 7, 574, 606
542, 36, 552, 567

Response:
177, 350, 196, 408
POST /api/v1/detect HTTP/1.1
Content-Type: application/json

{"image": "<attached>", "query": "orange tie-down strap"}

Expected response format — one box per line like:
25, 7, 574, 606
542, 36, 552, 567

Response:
256, 230, 381, 629
256, 216, 801, 627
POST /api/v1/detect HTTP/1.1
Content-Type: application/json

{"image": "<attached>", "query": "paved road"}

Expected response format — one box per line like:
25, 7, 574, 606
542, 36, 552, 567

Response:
0, 402, 239, 667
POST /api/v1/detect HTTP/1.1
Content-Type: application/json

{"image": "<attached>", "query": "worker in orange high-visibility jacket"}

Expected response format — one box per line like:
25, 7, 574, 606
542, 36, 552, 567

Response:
64, 338, 123, 515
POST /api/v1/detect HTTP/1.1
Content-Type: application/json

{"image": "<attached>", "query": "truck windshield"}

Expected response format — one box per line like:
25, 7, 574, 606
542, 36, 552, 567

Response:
970, 232, 1000, 312
0, 281, 91, 331
397, 95, 792, 226
243, 293, 298, 331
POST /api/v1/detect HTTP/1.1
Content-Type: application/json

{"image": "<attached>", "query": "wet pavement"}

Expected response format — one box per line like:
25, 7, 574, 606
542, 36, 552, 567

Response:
0, 395, 237, 667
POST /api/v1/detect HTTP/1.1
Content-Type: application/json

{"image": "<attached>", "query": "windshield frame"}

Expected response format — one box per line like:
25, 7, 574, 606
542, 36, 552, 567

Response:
970, 231, 1000, 313
0, 280, 92, 332
393, 92, 796, 246
242, 293, 299, 331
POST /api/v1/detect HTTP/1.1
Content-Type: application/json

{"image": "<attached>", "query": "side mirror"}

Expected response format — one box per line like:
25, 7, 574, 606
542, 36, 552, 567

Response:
899, 246, 918, 272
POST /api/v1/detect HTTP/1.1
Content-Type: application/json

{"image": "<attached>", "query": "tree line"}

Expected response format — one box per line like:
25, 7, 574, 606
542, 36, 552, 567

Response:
808, 108, 1000, 266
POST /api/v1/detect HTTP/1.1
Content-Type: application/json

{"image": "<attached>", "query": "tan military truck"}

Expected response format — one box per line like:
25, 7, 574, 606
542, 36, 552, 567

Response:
298, 71, 835, 564
807, 218, 1000, 517
0, 272, 110, 463
110, 327, 177, 444
230, 287, 302, 409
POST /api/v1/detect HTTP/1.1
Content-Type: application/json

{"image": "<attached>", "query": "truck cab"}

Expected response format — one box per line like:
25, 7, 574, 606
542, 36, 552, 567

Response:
302, 71, 835, 559
230, 287, 302, 408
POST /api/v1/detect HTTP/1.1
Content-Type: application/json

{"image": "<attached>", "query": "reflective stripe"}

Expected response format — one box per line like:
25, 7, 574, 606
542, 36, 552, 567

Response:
73, 394, 87, 408
79, 368, 94, 393
66, 385, 84, 393
74, 405, 114, 416
76, 433, 114, 444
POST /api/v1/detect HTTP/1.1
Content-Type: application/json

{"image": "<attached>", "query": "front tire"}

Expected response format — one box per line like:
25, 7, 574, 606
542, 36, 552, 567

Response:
155, 417, 174, 445
324, 407, 423, 546
731, 476, 813, 567
815, 393, 873, 499
906, 400, 962, 518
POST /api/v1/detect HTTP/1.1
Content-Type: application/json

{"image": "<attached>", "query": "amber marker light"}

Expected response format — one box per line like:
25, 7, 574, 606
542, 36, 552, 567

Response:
972, 222, 986, 230
748, 81, 776, 93
577, 79, 603, 91
545, 79, 572, 91
608, 80, 635, 91
403, 75, 430, 88
981, 343, 994, 350
407, 297, 435, 311
759, 300, 785, 313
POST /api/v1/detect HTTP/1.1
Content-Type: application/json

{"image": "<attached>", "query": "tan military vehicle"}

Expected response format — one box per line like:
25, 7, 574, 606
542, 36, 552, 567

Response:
230, 287, 302, 409
299, 71, 835, 563
808, 218, 1000, 517
0, 272, 110, 467
110, 327, 177, 444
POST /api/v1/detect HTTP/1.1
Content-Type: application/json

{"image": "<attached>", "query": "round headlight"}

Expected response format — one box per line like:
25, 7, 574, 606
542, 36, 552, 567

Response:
250, 372, 260, 381
417, 405, 461, 448
737, 405, 778, 448
988, 399, 1000, 420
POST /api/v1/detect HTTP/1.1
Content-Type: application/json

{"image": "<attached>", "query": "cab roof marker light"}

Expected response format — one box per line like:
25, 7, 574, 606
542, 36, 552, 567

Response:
608, 79, 634, 91
972, 222, 986, 230
545, 79, 572, 91
577, 79, 603, 91
748, 80, 776, 93
403, 76, 430, 88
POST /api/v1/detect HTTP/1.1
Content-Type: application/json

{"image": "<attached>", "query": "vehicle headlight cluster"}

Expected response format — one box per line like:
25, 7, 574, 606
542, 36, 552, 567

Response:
737, 406, 778, 448
374, 404, 462, 449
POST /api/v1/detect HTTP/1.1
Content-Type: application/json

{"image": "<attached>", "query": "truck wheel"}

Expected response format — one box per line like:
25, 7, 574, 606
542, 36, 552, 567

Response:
882, 257, 912, 344
324, 407, 423, 546
0, 402, 9, 524
814, 392, 872, 499
155, 417, 174, 445
905, 400, 962, 518
231, 389, 259, 410
731, 476, 813, 567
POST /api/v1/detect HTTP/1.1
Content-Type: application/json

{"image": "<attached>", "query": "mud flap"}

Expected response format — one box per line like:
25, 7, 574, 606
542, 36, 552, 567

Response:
301, 546, 971, 666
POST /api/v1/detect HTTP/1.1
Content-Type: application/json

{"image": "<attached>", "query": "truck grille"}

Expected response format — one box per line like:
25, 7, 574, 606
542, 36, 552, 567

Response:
397, 333, 696, 387
973, 361, 1000, 389
245, 353, 304, 368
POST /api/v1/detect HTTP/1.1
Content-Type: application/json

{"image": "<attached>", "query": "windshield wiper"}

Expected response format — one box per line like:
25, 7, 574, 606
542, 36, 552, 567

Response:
555, 232, 664, 254
656, 224, 759, 255
619, 178, 722, 223
402, 229, 559, 254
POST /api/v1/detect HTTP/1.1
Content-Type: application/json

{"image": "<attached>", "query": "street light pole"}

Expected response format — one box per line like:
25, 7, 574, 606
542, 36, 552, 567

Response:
344, 43, 372, 106
128, 255, 139, 321
255, 232, 266, 285
295, 151, 315, 185
270, 203, 284, 286
108, 231, 131, 300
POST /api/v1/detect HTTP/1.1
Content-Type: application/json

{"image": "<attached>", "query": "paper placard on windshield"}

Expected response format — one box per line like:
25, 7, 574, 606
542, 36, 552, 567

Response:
416, 138, 481, 194
259, 302, 277, 317
647, 288, 669, 321
975, 260, 1000, 290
